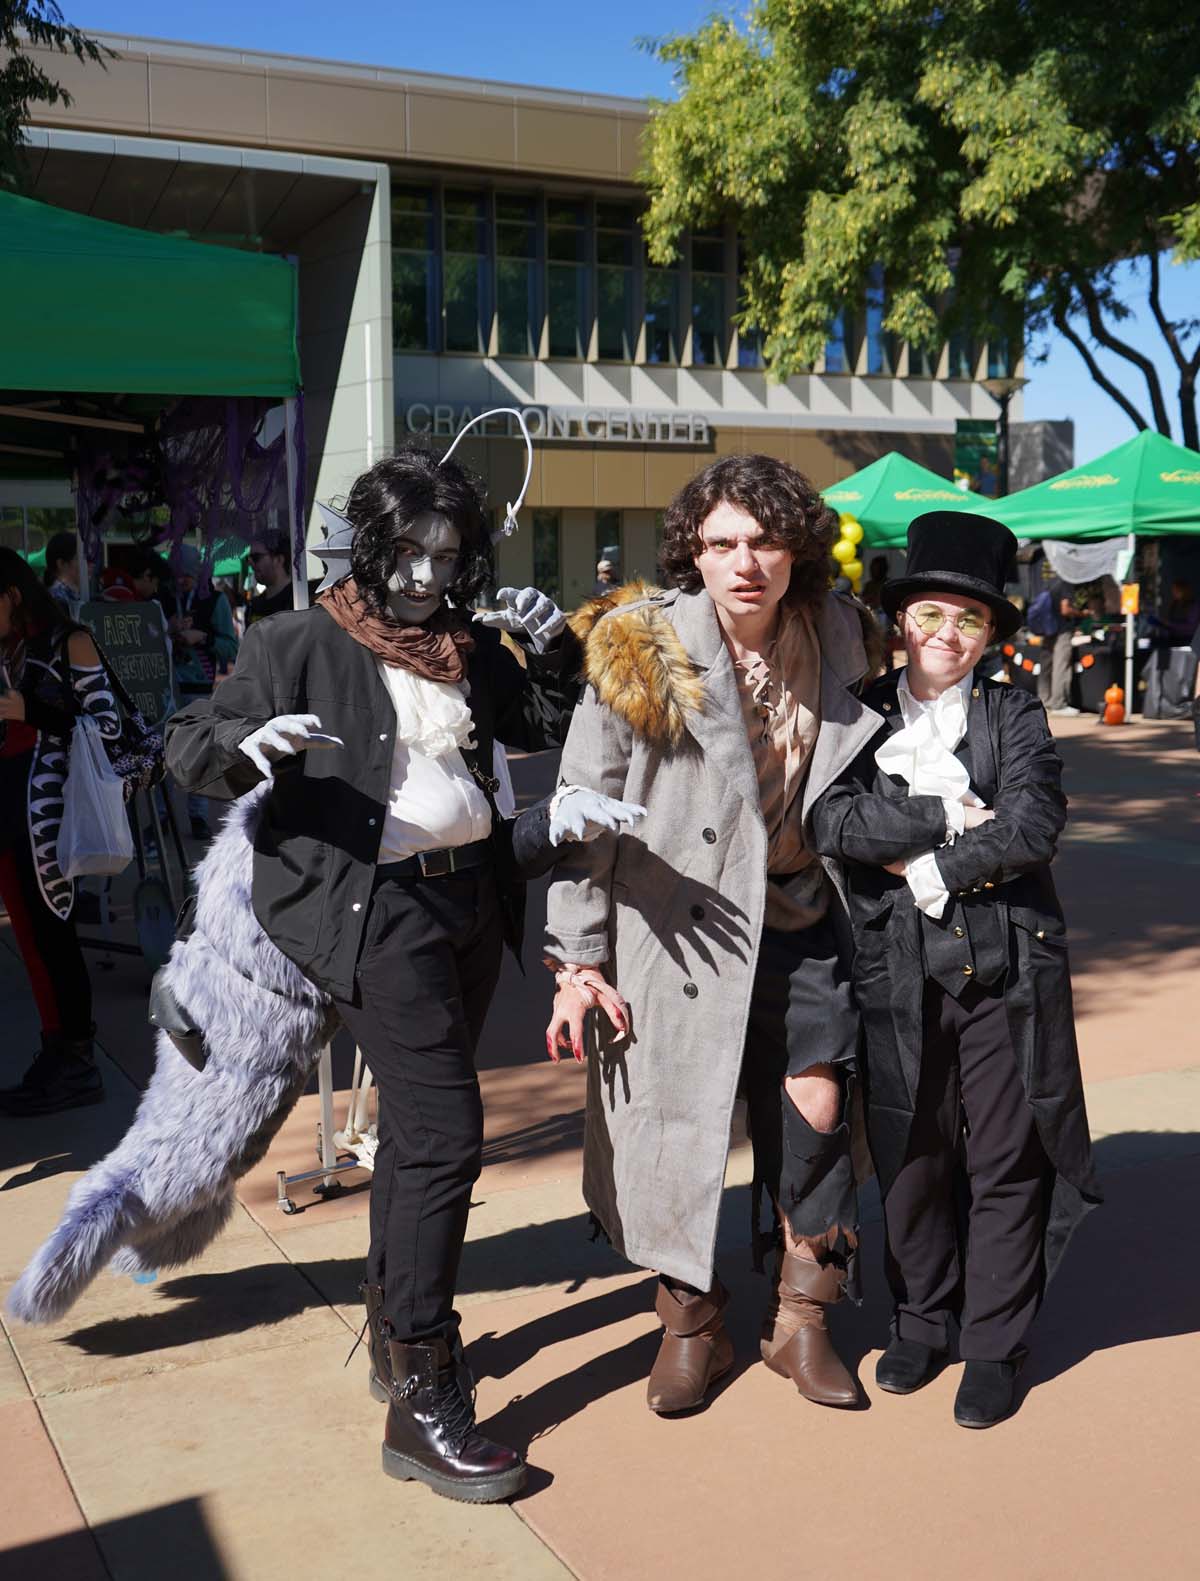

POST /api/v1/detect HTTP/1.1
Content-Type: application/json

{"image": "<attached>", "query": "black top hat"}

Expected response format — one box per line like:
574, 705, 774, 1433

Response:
881, 511, 1021, 639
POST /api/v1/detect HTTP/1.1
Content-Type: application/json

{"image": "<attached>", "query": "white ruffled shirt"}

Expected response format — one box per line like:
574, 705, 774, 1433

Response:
374, 661, 492, 862
873, 671, 983, 919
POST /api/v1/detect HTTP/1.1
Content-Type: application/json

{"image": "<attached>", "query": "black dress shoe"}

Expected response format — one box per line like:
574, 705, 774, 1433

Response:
875, 1336, 948, 1395
382, 1336, 526, 1503
954, 1357, 1024, 1428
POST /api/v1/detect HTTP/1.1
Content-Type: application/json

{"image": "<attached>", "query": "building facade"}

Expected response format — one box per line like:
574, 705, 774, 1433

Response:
17, 33, 1020, 605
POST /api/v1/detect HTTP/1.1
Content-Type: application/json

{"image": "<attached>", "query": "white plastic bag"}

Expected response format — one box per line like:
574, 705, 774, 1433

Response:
57, 716, 134, 879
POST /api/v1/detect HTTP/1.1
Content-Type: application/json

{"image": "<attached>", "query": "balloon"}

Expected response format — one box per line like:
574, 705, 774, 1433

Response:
831, 538, 856, 565
844, 558, 863, 582
840, 519, 864, 545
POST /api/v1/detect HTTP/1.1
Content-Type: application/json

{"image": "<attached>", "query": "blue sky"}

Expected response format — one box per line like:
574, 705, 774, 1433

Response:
69, 1, 1200, 464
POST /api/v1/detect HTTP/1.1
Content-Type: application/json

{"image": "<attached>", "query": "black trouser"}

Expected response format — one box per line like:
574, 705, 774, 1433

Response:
884, 980, 1050, 1361
334, 865, 503, 1343
741, 916, 860, 1262
0, 754, 92, 1039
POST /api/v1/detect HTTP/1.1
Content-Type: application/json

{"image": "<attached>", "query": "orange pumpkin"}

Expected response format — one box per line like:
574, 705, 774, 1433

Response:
1105, 683, 1124, 704
1023, 659, 1034, 672
1081, 653, 1095, 669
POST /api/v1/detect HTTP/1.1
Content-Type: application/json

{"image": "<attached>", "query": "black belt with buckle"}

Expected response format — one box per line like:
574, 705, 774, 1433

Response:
377, 837, 492, 881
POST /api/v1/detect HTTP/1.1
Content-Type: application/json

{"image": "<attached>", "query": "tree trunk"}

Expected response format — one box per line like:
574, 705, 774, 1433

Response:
1180, 380, 1199, 453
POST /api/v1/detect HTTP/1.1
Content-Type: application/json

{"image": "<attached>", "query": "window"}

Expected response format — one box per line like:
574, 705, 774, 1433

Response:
496, 194, 538, 358
596, 203, 635, 361
532, 510, 562, 603
547, 199, 589, 359
864, 263, 893, 375
947, 330, 976, 379
735, 243, 765, 369
825, 310, 852, 374
595, 509, 621, 572
987, 337, 1012, 379
392, 186, 437, 352
443, 189, 488, 354
644, 262, 680, 364
690, 229, 726, 366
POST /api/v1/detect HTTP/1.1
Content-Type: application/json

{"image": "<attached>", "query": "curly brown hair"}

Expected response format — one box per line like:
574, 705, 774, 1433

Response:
658, 453, 838, 610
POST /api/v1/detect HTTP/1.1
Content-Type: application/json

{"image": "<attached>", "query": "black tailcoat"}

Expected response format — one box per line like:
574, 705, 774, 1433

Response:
809, 670, 1101, 1281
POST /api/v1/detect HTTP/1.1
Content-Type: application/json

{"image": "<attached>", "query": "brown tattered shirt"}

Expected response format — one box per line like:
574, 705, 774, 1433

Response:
731, 606, 830, 931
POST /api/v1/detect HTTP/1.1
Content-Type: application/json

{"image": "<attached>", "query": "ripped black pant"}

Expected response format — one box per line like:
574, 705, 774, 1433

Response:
741, 916, 860, 1272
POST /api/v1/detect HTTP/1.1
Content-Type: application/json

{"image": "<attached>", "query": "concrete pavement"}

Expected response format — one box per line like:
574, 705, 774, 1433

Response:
1, 716, 1197, 1581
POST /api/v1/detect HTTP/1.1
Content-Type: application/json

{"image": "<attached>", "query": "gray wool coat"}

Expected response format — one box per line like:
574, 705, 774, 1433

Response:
545, 585, 882, 1290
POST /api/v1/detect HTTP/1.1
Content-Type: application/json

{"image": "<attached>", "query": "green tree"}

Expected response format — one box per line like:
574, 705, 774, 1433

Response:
641, 1, 1200, 448
1, 1, 111, 189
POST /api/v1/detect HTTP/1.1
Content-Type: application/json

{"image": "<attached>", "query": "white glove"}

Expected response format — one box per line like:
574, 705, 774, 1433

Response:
237, 713, 344, 782
474, 586, 566, 652
548, 785, 647, 847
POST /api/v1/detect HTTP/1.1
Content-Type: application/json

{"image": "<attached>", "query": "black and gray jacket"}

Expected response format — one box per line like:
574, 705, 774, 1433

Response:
6, 629, 121, 919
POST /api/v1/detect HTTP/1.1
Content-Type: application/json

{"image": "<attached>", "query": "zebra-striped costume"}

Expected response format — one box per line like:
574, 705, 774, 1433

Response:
16, 639, 121, 921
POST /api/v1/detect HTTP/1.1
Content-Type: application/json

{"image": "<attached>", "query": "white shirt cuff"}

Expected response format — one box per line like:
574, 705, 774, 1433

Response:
905, 850, 951, 919
941, 798, 966, 842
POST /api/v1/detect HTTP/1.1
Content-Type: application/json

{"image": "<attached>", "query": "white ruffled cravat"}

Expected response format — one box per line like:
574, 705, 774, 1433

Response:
375, 661, 476, 758
874, 671, 981, 805
874, 671, 980, 918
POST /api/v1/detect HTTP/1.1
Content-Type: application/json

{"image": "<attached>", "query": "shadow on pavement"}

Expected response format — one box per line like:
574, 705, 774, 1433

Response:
42, 1135, 1200, 1448
0, 1496, 229, 1581
1024, 1138, 1200, 1393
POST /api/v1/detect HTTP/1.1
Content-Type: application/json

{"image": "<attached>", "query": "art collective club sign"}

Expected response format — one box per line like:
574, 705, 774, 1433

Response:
403, 403, 711, 446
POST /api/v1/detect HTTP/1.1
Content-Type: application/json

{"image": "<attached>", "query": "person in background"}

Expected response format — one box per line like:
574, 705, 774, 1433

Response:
43, 531, 82, 622
1164, 579, 1200, 645
1036, 574, 1080, 717
862, 554, 895, 670
0, 548, 121, 1116
128, 548, 169, 607
160, 545, 238, 840
246, 529, 296, 625
591, 558, 617, 598
861, 555, 890, 611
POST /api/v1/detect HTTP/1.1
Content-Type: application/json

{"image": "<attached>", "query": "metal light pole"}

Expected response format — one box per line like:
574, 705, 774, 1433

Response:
981, 375, 1031, 496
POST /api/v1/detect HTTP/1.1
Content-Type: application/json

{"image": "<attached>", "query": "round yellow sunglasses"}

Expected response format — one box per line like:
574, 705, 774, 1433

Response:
905, 604, 990, 638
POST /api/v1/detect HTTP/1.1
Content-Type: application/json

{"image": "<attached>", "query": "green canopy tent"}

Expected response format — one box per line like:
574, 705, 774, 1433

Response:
0, 191, 303, 604
0, 191, 299, 398
974, 431, 1200, 704
972, 430, 1200, 541
821, 452, 985, 549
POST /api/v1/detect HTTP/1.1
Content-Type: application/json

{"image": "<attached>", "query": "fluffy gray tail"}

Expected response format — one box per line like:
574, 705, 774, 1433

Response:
6, 1166, 145, 1325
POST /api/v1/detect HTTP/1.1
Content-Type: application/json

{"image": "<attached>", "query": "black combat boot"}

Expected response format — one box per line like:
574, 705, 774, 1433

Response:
360, 1283, 392, 1403
382, 1335, 526, 1503
0, 1030, 103, 1117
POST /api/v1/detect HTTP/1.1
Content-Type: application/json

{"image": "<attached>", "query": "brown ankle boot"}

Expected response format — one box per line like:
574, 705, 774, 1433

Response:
761, 1252, 858, 1408
646, 1278, 734, 1414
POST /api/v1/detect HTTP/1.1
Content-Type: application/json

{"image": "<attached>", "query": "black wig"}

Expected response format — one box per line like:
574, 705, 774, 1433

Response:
344, 446, 493, 618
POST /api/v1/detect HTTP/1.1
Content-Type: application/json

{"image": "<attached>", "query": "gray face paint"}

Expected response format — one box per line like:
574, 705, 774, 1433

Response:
385, 511, 463, 625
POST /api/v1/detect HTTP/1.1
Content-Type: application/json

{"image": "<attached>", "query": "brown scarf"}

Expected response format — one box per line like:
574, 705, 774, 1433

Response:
317, 578, 474, 683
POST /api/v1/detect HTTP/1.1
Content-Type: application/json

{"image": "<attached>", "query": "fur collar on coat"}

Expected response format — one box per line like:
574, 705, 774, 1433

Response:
567, 581, 880, 750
